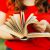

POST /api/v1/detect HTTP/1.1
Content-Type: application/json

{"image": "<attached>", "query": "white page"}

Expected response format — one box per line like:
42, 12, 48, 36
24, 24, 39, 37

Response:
13, 14, 22, 33
21, 11, 25, 29
26, 13, 36, 23
24, 13, 38, 36
27, 33, 50, 38
0, 25, 24, 39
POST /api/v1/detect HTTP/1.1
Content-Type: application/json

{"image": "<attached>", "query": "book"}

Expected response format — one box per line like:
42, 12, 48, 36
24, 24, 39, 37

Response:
0, 11, 50, 40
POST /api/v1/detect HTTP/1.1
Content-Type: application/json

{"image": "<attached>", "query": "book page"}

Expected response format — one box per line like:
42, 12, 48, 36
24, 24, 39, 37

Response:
27, 33, 50, 38
13, 14, 22, 33
23, 13, 38, 36
5, 16, 21, 33
21, 11, 25, 29
0, 25, 24, 39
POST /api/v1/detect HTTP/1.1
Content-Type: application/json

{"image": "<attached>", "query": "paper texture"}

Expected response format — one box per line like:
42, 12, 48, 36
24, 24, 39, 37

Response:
0, 11, 50, 40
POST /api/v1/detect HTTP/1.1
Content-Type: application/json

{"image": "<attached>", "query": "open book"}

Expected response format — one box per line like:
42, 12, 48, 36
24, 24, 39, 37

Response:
0, 11, 50, 40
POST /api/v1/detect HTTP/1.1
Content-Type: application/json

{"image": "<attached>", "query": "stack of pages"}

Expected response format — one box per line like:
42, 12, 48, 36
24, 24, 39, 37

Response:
0, 11, 50, 40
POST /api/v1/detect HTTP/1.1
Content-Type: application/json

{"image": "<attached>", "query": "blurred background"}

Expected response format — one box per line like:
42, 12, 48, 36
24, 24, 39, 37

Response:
0, 39, 6, 50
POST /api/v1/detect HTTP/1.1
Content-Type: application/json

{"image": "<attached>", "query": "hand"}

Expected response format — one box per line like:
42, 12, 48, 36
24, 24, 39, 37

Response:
33, 23, 46, 32
33, 20, 49, 32
0, 11, 6, 25
45, 24, 50, 32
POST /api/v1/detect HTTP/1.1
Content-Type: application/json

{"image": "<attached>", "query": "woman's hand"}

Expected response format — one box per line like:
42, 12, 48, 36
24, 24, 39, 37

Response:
33, 20, 49, 32
0, 11, 6, 25
45, 24, 50, 32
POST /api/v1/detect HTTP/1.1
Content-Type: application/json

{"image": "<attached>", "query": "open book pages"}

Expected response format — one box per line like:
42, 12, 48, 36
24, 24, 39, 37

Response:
0, 25, 24, 39
27, 33, 50, 38
0, 11, 50, 40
